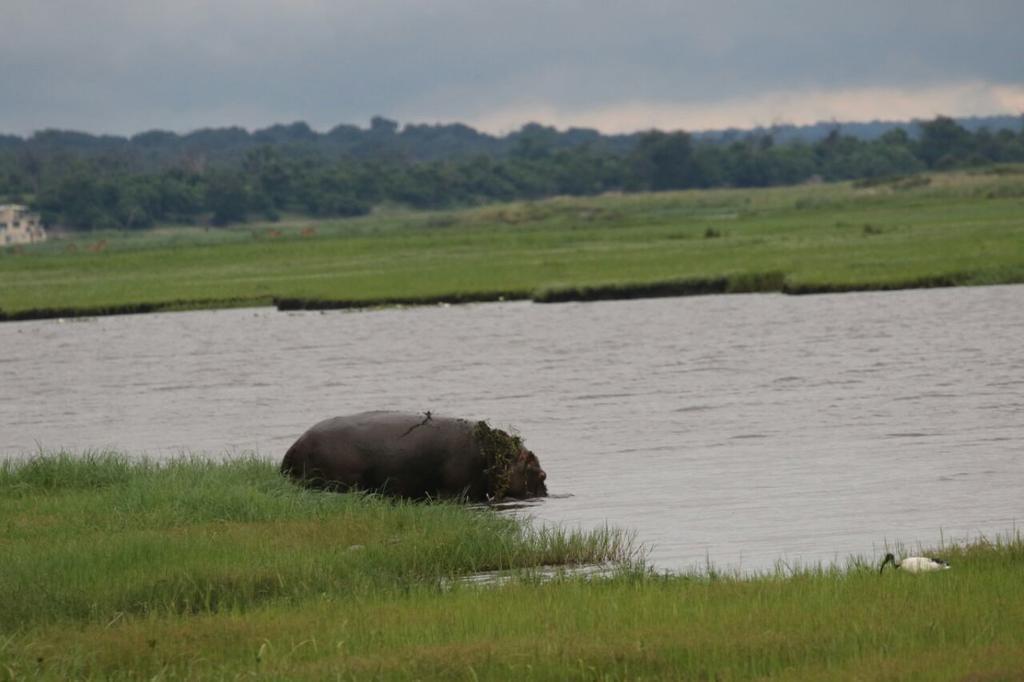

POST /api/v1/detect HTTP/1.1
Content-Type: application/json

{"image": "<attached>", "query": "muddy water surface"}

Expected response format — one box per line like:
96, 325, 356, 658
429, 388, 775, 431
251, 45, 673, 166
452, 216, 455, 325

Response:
2, 286, 1022, 572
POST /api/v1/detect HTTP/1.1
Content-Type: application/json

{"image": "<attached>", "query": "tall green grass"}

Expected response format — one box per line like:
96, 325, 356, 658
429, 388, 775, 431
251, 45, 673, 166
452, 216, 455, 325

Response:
2, 454, 1023, 679
0, 453, 636, 631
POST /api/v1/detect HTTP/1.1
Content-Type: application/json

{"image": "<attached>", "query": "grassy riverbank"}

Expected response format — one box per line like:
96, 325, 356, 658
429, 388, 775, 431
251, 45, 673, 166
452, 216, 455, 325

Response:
2, 167, 1024, 319
2, 455, 1023, 679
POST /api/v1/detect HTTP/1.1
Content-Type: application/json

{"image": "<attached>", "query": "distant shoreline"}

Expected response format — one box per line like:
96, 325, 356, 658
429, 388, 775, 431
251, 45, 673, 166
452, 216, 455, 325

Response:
4, 274, 1020, 323
4, 170, 1023, 322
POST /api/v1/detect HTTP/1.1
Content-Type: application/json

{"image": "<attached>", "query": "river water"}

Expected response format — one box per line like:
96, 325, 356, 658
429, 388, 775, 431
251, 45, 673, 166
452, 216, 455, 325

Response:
2, 286, 1022, 572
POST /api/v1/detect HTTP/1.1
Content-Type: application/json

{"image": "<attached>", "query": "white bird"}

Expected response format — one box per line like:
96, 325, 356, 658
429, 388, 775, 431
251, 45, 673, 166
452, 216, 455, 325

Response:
879, 552, 950, 574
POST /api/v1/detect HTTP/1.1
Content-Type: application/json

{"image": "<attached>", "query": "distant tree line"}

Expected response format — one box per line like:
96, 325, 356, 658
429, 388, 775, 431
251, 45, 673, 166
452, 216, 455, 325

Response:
0, 115, 1022, 230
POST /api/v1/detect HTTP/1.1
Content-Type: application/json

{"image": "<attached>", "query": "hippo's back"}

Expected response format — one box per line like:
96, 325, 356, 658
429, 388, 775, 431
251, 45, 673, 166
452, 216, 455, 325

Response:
281, 411, 484, 498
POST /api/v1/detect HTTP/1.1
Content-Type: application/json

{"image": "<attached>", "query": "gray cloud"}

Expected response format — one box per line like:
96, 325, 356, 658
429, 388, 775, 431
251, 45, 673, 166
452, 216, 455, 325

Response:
2, 0, 1022, 135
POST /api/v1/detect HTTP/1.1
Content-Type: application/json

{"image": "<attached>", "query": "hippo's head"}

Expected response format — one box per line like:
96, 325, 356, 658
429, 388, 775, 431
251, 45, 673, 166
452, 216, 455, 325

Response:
475, 420, 548, 501
505, 448, 548, 499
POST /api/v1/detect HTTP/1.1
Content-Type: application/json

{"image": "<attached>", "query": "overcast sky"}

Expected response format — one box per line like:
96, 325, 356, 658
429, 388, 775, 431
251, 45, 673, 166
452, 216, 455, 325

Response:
4, 1, 1023, 136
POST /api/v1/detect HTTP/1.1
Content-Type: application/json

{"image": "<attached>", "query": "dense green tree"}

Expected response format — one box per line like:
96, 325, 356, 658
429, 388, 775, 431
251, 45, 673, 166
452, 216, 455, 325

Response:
512, 124, 560, 161
6, 115, 1024, 230
205, 171, 250, 226
917, 116, 973, 168
629, 131, 700, 191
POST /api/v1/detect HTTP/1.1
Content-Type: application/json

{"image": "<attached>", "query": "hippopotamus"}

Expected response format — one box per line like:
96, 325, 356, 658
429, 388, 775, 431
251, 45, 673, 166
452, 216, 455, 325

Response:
280, 411, 547, 502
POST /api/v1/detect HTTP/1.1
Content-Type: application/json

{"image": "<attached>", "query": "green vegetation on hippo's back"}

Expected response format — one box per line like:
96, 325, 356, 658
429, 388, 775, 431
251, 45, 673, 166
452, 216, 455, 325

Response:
2, 453, 1024, 679
474, 420, 524, 500
2, 167, 1024, 320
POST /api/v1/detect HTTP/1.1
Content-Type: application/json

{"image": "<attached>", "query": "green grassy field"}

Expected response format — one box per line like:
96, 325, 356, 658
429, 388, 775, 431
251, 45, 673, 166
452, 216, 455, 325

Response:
2, 455, 1023, 680
2, 168, 1023, 319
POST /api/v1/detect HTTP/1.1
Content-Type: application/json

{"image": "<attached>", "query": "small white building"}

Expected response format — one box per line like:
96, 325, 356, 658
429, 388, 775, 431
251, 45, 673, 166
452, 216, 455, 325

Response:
0, 204, 47, 245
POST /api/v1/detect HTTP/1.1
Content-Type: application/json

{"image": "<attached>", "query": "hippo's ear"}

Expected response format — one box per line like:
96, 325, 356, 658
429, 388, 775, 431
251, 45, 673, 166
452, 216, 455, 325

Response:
518, 451, 543, 470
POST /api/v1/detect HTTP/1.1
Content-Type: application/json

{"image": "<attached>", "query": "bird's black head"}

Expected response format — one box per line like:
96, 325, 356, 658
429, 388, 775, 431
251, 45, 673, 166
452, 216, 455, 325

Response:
879, 552, 897, 574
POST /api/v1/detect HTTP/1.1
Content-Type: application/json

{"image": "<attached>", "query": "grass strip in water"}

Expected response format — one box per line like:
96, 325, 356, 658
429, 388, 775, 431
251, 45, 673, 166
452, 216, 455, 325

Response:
781, 266, 1024, 295
532, 271, 787, 303
274, 289, 530, 311
0, 296, 271, 322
